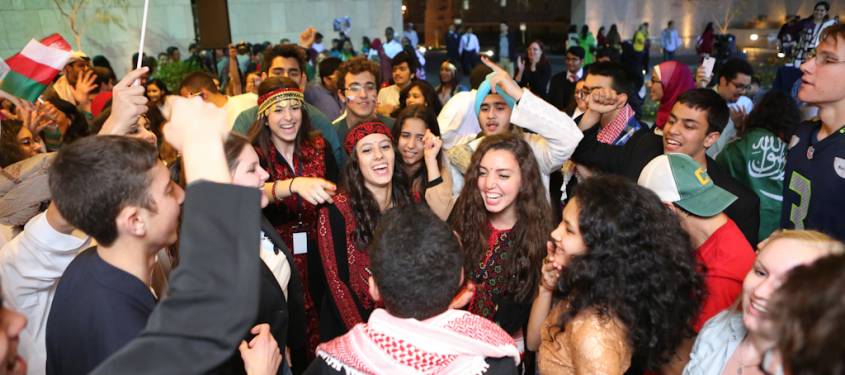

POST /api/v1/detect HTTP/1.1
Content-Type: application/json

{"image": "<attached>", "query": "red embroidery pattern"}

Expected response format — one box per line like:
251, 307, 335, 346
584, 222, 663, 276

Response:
256, 136, 327, 356
468, 227, 514, 321
365, 326, 456, 371
317, 193, 375, 330
442, 314, 516, 347
596, 104, 635, 144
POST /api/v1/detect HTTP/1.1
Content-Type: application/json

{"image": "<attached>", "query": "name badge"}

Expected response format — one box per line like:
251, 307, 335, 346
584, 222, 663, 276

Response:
293, 232, 308, 255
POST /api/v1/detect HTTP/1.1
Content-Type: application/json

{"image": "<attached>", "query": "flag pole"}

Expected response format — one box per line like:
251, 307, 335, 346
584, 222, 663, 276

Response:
134, 0, 150, 84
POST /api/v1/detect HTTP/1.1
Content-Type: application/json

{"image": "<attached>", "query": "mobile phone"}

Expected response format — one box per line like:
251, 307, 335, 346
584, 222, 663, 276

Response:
701, 56, 716, 79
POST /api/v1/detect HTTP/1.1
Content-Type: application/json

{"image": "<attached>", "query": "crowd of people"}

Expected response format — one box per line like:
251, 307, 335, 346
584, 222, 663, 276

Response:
1, 3, 844, 374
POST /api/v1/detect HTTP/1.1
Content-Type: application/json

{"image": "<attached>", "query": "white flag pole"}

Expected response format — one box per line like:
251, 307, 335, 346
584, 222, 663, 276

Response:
133, 0, 150, 84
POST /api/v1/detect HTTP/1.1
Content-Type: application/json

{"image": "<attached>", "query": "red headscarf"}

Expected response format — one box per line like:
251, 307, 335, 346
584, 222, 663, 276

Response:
654, 61, 695, 129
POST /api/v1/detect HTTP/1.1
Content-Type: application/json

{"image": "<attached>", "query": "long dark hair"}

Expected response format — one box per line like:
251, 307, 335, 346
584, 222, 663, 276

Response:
247, 77, 315, 156
527, 39, 550, 66
741, 90, 799, 141
449, 134, 552, 303
555, 176, 704, 371
392, 105, 442, 194
342, 131, 412, 248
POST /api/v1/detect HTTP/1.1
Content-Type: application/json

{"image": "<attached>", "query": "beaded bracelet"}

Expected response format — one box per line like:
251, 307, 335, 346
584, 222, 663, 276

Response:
271, 180, 280, 202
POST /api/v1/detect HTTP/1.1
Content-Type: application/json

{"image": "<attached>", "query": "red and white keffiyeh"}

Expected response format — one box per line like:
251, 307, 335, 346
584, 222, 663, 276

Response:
316, 308, 520, 375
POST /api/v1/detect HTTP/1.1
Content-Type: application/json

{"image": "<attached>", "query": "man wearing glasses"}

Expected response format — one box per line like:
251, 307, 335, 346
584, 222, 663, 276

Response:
332, 57, 395, 159
781, 24, 845, 241
694, 58, 755, 157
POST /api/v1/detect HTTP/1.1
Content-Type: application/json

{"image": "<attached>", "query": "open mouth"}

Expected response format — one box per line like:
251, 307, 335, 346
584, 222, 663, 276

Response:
484, 192, 502, 206
372, 163, 390, 176
664, 138, 682, 150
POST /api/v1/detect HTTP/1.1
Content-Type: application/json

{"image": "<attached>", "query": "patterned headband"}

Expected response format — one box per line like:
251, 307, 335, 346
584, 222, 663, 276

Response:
344, 121, 393, 154
257, 88, 304, 116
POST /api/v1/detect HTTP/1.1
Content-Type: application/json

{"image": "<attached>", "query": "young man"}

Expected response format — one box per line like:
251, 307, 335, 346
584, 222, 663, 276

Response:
443, 57, 583, 198
45, 135, 184, 375
43, 52, 94, 110
572, 88, 761, 243
547, 46, 585, 111
179, 71, 256, 130
495, 22, 518, 77
781, 24, 845, 241
304, 56, 343, 121
376, 51, 417, 116
459, 27, 480, 75
305, 205, 520, 374
639, 153, 755, 331
231, 43, 344, 166
332, 57, 395, 151
576, 61, 642, 146
661, 21, 681, 61
695, 57, 755, 157
382, 27, 403, 59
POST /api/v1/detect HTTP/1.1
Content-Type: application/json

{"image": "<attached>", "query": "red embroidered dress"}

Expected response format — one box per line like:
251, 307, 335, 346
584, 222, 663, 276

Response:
317, 192, 378, 341
255, 135, 335, 356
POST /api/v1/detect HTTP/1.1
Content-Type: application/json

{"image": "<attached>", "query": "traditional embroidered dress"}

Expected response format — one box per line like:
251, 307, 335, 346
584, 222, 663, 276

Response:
317, 193, 378, 341
256, 135, 338, 357
467, 225, 532, 338
314, 309, 521, 375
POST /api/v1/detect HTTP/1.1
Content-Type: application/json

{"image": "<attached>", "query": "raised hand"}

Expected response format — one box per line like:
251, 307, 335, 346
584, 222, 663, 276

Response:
99, 68, 149, 136
165, 96, 227, 153
299, 27, 317, 49
422, 129, 442, 163
0, 88, 33, 112
730, 106, 748, 133
239, 324, 282, 375
291, 177, 337, 205
587, 87, 625, 115
516, 55, 525, 73
71, 70, 98, 109
480, 55, 524, 101
539, 241, 562, 293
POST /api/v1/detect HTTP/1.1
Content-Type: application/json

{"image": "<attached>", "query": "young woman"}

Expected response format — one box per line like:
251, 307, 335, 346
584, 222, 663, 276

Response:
435, 60, 466, 106
515, 40, 551, 99
248, 76, 339, 358
221, 133, 307, 375
527, 175, 703, 374
393, 80, 441, 117
696, 22, 715, 57
317, 120, 412, 341
449, 134, 553, 346
0, 120, 44, 168
392, 105, 453, 219
145, 79, 174, 120
649, 60, 696, 128
684, 230, 844, 374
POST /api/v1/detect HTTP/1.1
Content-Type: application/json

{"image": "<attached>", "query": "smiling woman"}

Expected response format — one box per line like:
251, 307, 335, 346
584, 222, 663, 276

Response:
315, 120, 412, 342
449, 134, 553, 350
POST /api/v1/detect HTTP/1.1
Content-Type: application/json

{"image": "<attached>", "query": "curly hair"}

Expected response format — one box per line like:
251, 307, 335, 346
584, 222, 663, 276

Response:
336, 57, 381, 92
741, 90, 800, 141
247, 76, 316, 156
395, 80, 442, 116
448, 134, 552, 303
554, 175, 704, 371
342, 136, 412, 248
0, 120, 28, 168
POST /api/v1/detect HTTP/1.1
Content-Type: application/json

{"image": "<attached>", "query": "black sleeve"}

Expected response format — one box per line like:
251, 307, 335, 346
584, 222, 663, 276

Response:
493, 296, 532, 335
303, 357, 343, 374
91, 182, 262, 375
324, 144, 340, 184
484, 357, 519, 375
535, 63, 551, 99
571, 127, 662, 180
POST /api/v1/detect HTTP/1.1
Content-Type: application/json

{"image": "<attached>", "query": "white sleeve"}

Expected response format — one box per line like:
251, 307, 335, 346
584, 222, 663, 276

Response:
0, 212, 89, 316
511, 90, 584, 174
438, 91, 481, 151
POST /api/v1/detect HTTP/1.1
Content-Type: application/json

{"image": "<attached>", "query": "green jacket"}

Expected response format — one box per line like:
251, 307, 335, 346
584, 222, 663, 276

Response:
716, 128, 786, 242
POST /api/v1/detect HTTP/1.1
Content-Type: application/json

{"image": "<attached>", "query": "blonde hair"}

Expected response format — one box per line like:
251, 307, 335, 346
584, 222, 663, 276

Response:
763, 230, 845, 256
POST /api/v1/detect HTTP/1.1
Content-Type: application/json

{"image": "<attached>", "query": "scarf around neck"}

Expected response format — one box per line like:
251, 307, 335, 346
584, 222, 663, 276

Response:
316, 308, 520, 375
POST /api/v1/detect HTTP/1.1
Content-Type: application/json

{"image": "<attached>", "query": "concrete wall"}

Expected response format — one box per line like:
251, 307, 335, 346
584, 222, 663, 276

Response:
0, 0, 402, 78
573, 0, 831, 52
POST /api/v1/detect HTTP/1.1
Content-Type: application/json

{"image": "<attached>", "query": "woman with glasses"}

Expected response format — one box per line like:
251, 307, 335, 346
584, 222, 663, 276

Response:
247, 76, 339, 358
649, 61, 695, 129
527, 175, 702, 374
683, 230, 844, 375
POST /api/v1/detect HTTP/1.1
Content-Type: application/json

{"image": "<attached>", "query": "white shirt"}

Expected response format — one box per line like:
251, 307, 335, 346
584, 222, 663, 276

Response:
223, 93, 258, 130
661, 28, 681, 52
259, 231, 291, 299
459, 33, 480, 54
312, 42, 326, 53
383, 39, 403, 59
403, 30, 419, 48
0, 212, 91, 375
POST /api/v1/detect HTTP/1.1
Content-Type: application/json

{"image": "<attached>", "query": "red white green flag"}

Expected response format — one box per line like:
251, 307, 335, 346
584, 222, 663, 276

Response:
0, 34, 72, 103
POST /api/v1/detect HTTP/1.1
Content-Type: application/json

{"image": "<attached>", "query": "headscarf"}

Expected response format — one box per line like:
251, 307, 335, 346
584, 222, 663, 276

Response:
654, 61, 695, 128
257, 87, 304, 117
344, 121, 393, 154
370, 38, 392, 86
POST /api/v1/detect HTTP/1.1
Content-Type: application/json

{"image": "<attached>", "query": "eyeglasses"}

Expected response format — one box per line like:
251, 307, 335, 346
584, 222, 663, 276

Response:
806, 49, 845, 67
576, 87, 600, 99
345, 83, 377, 95
758, 347, 784, 375
730, 80, 751, 91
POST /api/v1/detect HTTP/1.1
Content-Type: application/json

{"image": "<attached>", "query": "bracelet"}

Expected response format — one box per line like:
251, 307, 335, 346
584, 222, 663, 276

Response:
289, 177, 296, 196
271, 180, 280, 202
